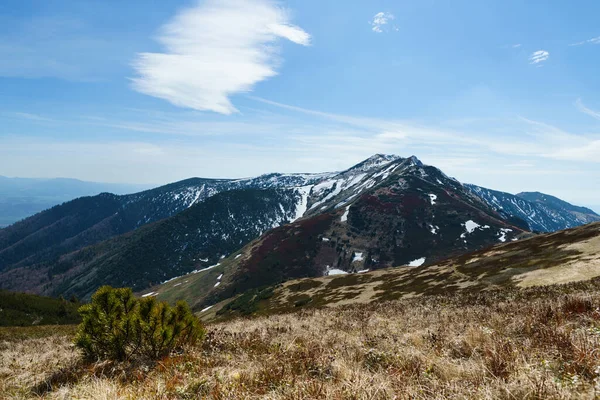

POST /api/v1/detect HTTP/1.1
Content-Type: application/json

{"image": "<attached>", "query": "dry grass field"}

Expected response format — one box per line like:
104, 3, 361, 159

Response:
3, 279, 600, 399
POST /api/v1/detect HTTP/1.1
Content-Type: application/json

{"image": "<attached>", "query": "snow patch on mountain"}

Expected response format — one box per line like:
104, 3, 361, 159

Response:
292, 185, 313, 222
498, 228, 513, 243
327, 268, 348, 276
408, 257, 426, 267
341, 206, 350, 222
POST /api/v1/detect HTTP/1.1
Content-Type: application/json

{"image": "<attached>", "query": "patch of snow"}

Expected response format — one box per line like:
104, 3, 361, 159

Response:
214, 281, 221, 288
141, 292, 157, 298
328, 269, 348, 276
292, 185, 313, 221
353, 252, 364, 262
322, 237, 330, 242
199, 258, 209, 262
428, 194, 437, 205
201, 305, 213, 313
312, 179, 336, 193
341, 205, 350, 222
429, 224, 439, 235
217, 274, 223, 281
173, 283, 182, 287
464, 220, 480, 233
408, 257, 426, 267
191, 263, 220, 274
357, 269, 370, 273
498, 228, 513, 243
235, 254, 242, 259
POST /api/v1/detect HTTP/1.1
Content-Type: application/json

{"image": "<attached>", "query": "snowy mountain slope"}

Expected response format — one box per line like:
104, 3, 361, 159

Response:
2, 154, 596, 302
0, 188, 310, 299
517, 192, 600, 226
0, 173, 334, 277
152, 156, 529, 311
466, 185, 600, 232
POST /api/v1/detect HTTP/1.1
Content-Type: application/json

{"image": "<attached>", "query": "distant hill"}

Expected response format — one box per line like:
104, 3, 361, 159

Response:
0, 176, 151, 227
0, 290, 80, 326
19, 188, 307, 300
517, 192, 600, 225
466, 185, 600, 232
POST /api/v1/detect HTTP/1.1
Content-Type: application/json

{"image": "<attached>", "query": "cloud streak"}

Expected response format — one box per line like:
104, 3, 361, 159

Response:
529, 50, 549, 65
576, 99, 600, 121
569, 36, 600, 46
132, 0, 310, 115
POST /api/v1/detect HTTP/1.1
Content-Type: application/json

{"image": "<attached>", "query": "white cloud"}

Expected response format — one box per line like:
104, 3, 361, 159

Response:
569, 36, 600, 46
512, 44, 522, 48
529, 50, 549, 65
132, 0, 310, 115
576, 99, 600, 121
370, 12, 395, 33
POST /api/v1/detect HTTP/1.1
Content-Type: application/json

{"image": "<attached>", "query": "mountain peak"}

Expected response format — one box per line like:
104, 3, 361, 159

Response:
348, 154, 402, 173
408, 155, 424, 167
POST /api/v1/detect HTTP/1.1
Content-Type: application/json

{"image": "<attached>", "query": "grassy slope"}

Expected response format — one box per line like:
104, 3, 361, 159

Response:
206, 221, 600, 320
0, 291, 80, 327
4, 281, 600, 398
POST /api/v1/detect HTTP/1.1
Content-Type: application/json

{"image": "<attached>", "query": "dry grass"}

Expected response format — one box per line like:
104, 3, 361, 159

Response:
4, 282, 600, 399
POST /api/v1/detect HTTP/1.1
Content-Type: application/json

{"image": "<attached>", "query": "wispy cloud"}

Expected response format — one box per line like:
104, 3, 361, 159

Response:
576, 99, 600, 121
370, 12, 395, 33
1, 111, 56, 123
512, 44, 522, 48
132, 0, 310, 115
529, 50, 549, 65
569, 36, 600, 46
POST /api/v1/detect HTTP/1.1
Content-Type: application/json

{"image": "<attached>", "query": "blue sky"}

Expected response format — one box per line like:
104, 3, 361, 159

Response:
0, 0, 599, 210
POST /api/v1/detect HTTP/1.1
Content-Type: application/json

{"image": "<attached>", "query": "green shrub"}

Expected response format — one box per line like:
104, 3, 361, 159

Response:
74, 286, 204, 361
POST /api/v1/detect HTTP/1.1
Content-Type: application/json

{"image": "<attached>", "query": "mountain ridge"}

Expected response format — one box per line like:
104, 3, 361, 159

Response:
1, 154, 596, 302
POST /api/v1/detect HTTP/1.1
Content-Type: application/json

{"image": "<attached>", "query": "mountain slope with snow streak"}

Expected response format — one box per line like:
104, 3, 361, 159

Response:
0, 188, 309, 299
466, 185, 600, 232
153, 156, 529, 312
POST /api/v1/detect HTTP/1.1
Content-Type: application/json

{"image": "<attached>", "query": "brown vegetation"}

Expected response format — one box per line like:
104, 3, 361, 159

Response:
4, 279, 600, 399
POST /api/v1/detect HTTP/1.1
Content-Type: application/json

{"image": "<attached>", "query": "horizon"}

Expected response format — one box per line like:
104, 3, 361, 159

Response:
1, 0, 599, 208
1, 153, 599, 214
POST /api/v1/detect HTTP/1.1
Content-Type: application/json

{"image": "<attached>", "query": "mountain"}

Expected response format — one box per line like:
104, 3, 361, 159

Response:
0, 176, 151, 228
466, 185, 600, 232
199, 221, 600, 320
0, 188, 307, 299
0, 172, 332, 291
517, 192, 600, 224
3, 154, 596, 303
150, 156, 529, 311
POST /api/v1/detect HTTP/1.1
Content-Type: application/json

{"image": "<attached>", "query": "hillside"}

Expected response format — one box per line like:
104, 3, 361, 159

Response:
4, 279, 600, 398
197, 221, 600, 320
0, 176, 150, 228
467, 184, 600, 232
0, 173, 330, 293
518, 192, 600, 225
150, 156, 530, 312
0, 188, 307, 299
0, 291, 80, 327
